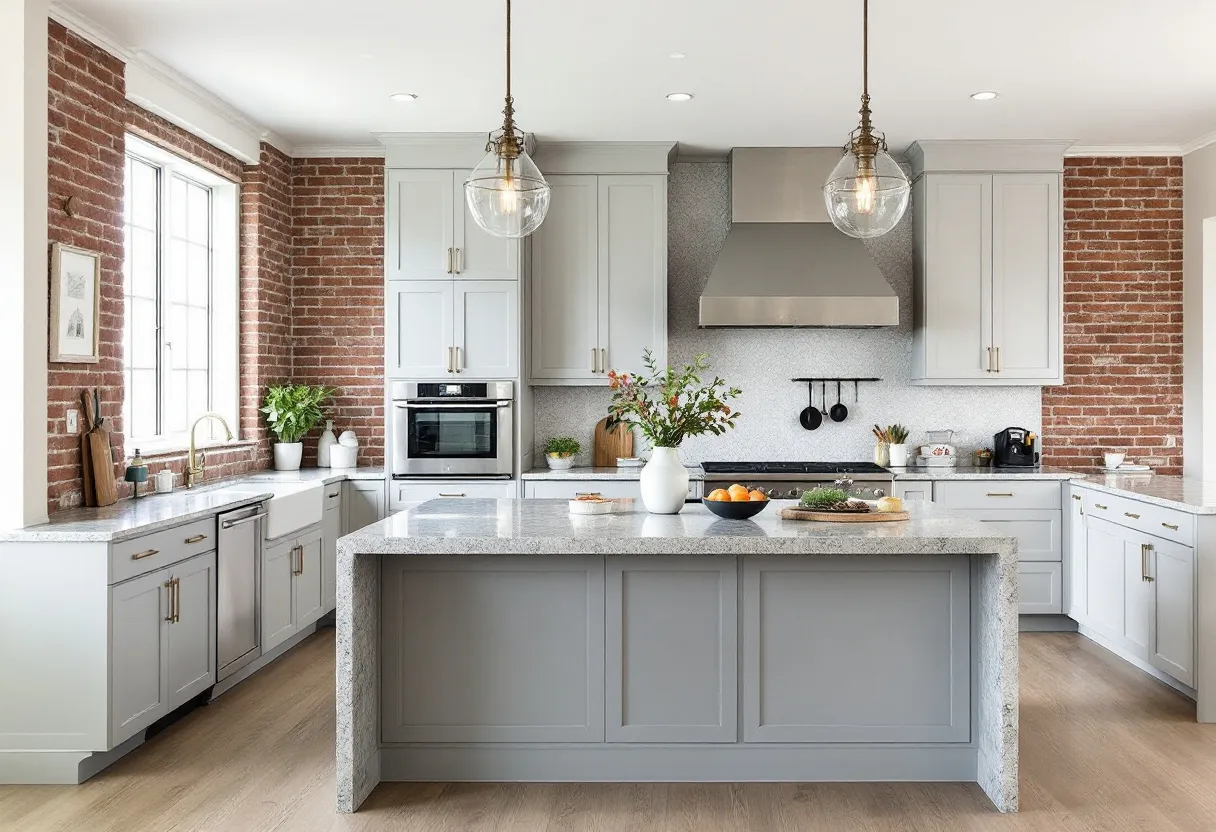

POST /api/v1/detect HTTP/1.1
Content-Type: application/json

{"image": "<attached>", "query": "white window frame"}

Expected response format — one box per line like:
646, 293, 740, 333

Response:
123, 134, 240, 453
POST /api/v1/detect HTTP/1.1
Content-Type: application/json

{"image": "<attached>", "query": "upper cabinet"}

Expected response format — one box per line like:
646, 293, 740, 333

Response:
385, 169, 520, 281
530, 173, 667, 384
908, 141, 1067, 386
387, 280, 519, 379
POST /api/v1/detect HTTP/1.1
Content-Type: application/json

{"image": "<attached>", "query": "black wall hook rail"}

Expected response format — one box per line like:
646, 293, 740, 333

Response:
790, 377, 881, 383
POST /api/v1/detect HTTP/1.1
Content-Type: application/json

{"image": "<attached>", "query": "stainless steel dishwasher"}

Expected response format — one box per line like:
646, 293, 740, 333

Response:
217, 503, 265, 681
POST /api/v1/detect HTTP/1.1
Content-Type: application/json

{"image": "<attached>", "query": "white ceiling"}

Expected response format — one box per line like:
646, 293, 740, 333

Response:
60, 0, 1216, 154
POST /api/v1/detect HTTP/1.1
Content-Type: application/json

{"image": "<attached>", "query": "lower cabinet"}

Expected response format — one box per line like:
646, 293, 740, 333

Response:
892, 481, 932, 502
605, 556, 737, 742
390, 479, 516, 510
741, 555, 971, 743
343, 480, 387, 534
1066, 490, 1087, 620
109, 551, 216, 746
262, 527, 324, 654
322, 485, 342, 612
1017, 562, 1063, 614
521, 478, 701, 501
1083, 515, 1195, 687
381, 556, 605, 743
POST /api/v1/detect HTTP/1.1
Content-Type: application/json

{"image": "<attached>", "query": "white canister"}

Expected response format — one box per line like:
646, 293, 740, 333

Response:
153, 469, 174, 493
888, 443, 909, 467
330, 444, 357, 468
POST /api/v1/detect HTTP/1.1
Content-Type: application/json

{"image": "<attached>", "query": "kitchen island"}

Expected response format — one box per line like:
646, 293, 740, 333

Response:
336, 499, 1019, 814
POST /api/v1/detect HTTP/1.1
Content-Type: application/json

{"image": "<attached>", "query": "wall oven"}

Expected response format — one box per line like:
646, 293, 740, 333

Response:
391, 381, 514, 478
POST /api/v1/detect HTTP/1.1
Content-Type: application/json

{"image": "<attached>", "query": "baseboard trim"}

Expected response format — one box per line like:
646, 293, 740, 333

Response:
210, 623, 319, 699
380, 744, 978, 784
1078, 625, 1197, 700
0, 733, 145, 785
1019, 614, 1078, 633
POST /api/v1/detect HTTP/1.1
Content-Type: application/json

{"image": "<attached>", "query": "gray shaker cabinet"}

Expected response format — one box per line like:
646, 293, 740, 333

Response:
604, 556, 738, 742
381, 555, 605, 743
742, 555, 971, 743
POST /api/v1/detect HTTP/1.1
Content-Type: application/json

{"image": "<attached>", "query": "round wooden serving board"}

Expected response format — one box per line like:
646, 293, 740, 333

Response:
780, 507, 910, 523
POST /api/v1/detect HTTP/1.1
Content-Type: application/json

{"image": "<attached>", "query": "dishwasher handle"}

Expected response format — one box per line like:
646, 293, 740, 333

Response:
221, 511, 267, 530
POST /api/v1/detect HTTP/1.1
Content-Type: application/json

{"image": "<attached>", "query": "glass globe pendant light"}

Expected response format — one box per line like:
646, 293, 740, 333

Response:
464, 0, 551, 239
823, 0, 910, 239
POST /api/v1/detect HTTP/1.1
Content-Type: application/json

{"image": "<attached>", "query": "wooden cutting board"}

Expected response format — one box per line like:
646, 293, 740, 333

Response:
89, 391, 117, 507
79, 390, 96, 507
592, 418, 634, 467
780, 507, 909, 523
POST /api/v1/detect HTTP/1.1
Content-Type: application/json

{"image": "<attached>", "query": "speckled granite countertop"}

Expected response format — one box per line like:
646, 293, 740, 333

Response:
340, 498, 1018, 557
521, 465, 704, 481
2, 467, 386, 543
1070, 474, 1216, 515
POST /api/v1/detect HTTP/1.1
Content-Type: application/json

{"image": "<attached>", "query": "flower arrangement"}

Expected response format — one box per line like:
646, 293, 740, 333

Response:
606, 350, 741, 448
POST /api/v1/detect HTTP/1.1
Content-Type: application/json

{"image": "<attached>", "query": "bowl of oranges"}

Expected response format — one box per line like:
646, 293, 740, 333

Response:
702, 484, 770, 520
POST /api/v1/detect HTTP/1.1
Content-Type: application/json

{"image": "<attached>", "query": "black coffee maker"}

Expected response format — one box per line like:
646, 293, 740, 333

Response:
994, 427, 1038, 467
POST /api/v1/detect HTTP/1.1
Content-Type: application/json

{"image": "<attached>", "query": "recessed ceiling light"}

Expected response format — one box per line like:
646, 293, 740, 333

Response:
390, 92, 418, 102
669, 52, 686, 59
970, 91, 999, 101
666, 92, 694, 102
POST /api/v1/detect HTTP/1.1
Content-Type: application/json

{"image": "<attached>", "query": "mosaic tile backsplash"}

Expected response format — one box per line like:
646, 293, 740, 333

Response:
533, 161, 1042, 467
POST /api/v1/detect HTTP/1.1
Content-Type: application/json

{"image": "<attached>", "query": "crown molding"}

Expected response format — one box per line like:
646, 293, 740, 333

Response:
1182, 129, 1216, 156
293, 144, 386, 159
1065, 144, 1183, 157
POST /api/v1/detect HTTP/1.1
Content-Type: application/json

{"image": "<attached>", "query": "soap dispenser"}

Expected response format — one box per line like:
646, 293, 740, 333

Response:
317, 420, 337, 468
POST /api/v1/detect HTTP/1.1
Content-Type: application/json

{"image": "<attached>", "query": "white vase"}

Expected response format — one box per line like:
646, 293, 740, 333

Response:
639, 447, 689, 514
888, 443, 909, 467
546, 454, 575, 470
317, 420, 336, 467
273, 442, 304, 471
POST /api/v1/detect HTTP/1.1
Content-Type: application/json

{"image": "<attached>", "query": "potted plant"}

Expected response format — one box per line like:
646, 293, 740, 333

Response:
261, 383, 334, 471
873, 424, 910, 467
543, 437, 581, 470
607, 350, 741, 514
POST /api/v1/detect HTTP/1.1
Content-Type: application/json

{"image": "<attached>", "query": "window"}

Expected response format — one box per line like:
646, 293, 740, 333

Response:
122, 135, 239, 450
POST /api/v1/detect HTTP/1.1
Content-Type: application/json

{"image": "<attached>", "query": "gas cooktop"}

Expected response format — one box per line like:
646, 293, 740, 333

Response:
701, 461, 889, 477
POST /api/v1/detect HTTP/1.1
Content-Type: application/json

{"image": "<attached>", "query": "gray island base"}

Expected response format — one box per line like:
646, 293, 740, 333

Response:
336, 499, 1019, 814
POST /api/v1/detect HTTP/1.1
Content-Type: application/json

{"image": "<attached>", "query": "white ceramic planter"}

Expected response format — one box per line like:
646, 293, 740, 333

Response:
273, 442, 304, 471
546, 454, 576, 470
888, 443, 909, 467
639, 447, 689, 514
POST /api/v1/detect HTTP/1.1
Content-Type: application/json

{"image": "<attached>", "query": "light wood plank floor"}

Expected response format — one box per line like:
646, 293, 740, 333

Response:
3, 628, 1215, 831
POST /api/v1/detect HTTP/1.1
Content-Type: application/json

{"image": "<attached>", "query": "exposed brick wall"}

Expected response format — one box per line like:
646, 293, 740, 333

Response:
46, 21, 126, 513
239, 143, 295, 462
291, 158, 386, 466
1042, 157, 1184, 474
46, 21, 272, 510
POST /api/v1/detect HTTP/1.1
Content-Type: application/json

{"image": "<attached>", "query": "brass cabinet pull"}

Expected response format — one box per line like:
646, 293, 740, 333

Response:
164, 579, 175, 622
455, 248, 463, 274
455, 346, 462, 374
446, 247, 454, 274
1072, 494, 1082, 501
438, 492, 466, 498
1095, 503, 1108, 510
1125, 512, 1141, 520
600, 349, 607, 374
995, 346, 1001, 372
327, 492, 340, 500
986, 492, 1014, 497
1141, 543, 1155, 583
986, 346, 993, 373
184, 534, 207, 544
131, 548, 160, 560
592, 348, 599, 374
298, 546, 305, 576
1162, 522, 1179, 531
173, 578, 181, 623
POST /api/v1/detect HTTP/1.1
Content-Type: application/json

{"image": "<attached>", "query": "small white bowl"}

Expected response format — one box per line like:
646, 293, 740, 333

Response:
546, 454, 576, 470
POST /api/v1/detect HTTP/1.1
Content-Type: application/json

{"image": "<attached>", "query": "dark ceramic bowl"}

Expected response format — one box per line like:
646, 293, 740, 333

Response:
701, 498, 770, 520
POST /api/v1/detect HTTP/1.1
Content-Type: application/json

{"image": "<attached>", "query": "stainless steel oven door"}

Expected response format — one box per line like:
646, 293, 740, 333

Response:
393, 399, 513, 477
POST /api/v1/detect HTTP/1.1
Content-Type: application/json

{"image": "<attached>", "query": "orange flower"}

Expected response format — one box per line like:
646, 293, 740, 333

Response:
607, 370, 616, 378
669, 395, 679, 408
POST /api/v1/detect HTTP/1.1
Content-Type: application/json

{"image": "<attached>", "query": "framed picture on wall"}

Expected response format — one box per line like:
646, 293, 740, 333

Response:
49, 242, 101, 363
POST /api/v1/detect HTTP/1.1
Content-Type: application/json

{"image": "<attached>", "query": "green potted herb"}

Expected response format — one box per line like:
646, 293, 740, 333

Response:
261, 383, 334, 470
543, 437, 581, 470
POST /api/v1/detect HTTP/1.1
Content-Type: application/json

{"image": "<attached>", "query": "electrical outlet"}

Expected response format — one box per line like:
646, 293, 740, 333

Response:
66, 408, 78, 434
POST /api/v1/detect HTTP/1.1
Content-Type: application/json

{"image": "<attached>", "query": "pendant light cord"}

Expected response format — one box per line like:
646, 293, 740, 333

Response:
505, 0, 512, 101
862, 0, 868, 98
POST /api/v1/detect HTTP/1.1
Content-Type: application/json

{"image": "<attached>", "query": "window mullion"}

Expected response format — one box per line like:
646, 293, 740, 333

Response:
157, 164, 170, 441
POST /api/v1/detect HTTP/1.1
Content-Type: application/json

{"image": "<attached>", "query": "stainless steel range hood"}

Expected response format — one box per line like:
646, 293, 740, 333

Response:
699, 147, 899, 328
